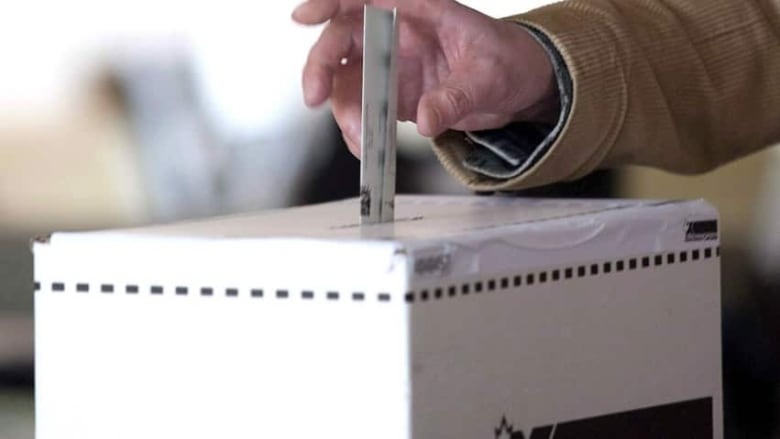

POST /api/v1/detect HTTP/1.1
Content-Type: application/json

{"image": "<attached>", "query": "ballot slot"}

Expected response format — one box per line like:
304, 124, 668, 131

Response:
360, 5, 399, 225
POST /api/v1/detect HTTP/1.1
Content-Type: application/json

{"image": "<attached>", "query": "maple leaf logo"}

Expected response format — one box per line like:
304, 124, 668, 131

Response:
495, 416, 515, 439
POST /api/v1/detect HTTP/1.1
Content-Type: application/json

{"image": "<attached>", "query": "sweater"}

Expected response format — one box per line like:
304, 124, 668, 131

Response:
431, 0, 780, 191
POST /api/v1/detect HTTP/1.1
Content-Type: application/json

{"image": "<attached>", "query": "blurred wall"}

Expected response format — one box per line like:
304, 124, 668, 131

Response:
621, 147, 780, 303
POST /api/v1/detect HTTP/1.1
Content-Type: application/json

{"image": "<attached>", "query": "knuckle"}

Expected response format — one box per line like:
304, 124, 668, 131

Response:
442, 85, 472, 118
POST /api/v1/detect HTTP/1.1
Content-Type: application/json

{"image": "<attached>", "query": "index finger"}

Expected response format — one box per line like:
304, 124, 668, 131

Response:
292, 0, 366, 25
292, 0, 446, 25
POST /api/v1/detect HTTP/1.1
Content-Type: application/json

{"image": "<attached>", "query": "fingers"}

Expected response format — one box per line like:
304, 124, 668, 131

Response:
292, 0, 339, 25
292, 0, 365, 25
416, 75, 515, 136
302, 18, 361, 107
335, 106, 362, 157
451, 113, 513, 132
293, 0, 448, 25
416, 72, 478, 137
331, 63, 364, 157
342, 130, 361, 158
417, 95, 529, 135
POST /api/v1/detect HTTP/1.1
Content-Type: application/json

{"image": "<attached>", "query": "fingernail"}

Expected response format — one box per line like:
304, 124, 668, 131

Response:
345, 136, 360, 158
342, 126, 360, 157
303, 76, 320, 107
302, 83, 313, 106
419, 105, 439, 137
346, 120, 360, 144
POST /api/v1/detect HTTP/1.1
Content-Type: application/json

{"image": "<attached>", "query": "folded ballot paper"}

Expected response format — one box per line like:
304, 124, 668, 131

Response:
34, 195, 722, 438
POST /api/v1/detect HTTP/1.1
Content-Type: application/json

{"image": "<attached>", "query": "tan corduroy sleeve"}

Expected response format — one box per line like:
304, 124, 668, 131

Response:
432, 0, 780, 191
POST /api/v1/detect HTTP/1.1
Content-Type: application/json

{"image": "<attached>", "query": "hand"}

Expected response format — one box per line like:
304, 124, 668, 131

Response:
293, 0, 558, 156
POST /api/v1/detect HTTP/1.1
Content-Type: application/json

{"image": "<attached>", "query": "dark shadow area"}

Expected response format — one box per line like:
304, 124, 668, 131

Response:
722, 250, 780, 439
0, 238, 35, 439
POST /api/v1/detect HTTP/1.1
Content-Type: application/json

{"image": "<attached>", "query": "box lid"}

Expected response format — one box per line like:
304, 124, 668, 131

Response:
33, 196, 718, 291
39, 196, 706, 241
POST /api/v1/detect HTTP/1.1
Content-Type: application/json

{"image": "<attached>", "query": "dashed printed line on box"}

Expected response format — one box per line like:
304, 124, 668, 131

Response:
34, 246, 719, 304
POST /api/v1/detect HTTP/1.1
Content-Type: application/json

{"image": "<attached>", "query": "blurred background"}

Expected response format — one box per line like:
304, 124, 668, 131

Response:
1, 1, 778, 438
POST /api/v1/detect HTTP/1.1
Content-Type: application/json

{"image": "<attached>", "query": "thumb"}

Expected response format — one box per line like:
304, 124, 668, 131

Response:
417, 73, 477, 137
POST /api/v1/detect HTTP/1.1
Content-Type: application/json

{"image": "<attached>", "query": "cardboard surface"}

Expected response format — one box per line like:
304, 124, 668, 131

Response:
34, 195, 723, 438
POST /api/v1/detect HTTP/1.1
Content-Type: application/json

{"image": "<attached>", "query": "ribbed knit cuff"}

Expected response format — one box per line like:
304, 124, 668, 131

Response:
431, 3, 628, 191
461, 24, 573, 180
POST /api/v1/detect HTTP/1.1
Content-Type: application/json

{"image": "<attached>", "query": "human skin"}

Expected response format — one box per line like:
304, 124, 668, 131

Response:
293, 0, 559, 157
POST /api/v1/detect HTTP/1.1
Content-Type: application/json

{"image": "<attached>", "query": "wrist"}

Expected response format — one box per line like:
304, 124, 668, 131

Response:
509, 22, 567, 125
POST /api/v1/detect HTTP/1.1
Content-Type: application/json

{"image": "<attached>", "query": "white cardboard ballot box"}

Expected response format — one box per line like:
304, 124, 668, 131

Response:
33, 195, 722, 439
